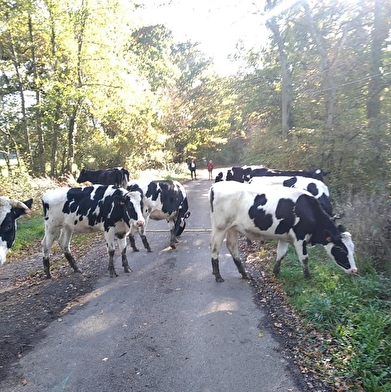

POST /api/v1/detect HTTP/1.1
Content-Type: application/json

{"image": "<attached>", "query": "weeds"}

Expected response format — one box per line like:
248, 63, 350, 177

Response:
275, 247, 391, 391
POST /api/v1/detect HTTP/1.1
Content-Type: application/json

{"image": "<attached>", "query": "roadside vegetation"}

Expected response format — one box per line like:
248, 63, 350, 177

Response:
248, 243, 391, 392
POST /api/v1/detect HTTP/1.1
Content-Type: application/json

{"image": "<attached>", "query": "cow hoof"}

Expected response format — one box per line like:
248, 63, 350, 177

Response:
124, 267, 132, 273
170, 244, 176, 249
242, 273, 251, 280
132, 248, 140, 252
215, 276, 225, 283
147, 249, 153, 253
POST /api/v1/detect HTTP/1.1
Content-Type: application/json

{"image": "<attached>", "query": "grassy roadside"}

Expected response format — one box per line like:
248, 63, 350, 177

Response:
249, 244, 391, 392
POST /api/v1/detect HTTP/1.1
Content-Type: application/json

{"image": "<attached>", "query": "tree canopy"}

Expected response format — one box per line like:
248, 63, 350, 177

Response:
0, 0, 390, 193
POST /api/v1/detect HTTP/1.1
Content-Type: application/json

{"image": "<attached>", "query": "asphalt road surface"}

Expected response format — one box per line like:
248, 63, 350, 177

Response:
1, 173, 302, 392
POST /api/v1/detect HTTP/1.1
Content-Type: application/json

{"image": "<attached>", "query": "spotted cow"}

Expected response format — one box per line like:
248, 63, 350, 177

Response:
0, 197, 33, 264
126, 180, 190, 251
209, 181, 356, 282
41, 185, 144, 278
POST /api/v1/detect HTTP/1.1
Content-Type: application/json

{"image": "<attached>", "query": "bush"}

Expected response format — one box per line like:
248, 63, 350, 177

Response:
334, 189, 391, 276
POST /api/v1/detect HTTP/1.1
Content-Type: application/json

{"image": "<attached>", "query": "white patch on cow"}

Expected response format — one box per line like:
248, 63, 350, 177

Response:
249, 176, 329, 197
0, 239, 8, 265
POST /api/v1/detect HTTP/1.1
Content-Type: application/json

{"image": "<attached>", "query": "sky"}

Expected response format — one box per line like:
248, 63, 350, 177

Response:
136, 0, 270, 75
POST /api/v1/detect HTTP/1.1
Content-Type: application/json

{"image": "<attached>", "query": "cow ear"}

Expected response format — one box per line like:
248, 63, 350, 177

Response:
114, 195, 126, 206
337, 224, 346, 233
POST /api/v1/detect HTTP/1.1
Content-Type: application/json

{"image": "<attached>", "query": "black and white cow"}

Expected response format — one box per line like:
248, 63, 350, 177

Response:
0, 197, 33, 265
41, 185, 144, 278
215, 166, 329, 183
209, 181, 356, 282
126, 180, 190, 251
77, 167, 129, 187
249, 176, 333, 217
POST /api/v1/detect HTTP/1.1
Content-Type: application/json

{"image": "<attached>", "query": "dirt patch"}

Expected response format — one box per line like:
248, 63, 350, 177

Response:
0, 239, 108, 381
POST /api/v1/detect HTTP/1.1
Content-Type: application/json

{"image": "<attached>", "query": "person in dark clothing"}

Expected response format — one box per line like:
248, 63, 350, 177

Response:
189, 159, 197, 180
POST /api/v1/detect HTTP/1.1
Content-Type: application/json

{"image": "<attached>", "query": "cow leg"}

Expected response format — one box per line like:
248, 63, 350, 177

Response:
105, 233, 118, 278
58, 228, 81, 273
170, 229, 178, 248
273, 241, 289, 276
168, 221, 178, 248
226, 229, 250, 280
107, 249, 118, 278
138, 225, 152, 252
42, 228, 57, 279
128, 233, 139, 252
140, 234, 152, 252
294, 240, 311, 279
118, 237, 131, 273
210, 229, 226, 282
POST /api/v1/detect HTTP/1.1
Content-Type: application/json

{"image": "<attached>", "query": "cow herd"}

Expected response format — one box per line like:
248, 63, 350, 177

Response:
0, 165, 357, 282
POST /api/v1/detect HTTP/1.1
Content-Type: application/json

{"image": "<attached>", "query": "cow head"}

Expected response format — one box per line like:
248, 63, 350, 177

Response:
115, 189, 145, 228
0, 197, 33, 264
76, 169, 87, 183
323, 225, 357, 274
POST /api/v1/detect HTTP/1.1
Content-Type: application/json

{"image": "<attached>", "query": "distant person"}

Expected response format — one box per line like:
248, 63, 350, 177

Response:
189, 159, 197, 180
207, 160, 214, 180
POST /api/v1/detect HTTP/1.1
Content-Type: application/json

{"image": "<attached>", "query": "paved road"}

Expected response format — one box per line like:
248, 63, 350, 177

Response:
1, 174, 302, 391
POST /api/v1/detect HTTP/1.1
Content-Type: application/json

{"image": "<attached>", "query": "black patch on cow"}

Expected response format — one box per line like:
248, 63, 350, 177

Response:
306, 182, 319, 197
210, 188, 215, 213
0, 212, 16, 248
282, 177, 297, 188
274, 198, 295, 234
0, 199, 32, 249
145, 182, 160, 201
293, 194, 319, 241
248, 194, 273, 231
331, 242, 351, 269
318, 193, 333, 216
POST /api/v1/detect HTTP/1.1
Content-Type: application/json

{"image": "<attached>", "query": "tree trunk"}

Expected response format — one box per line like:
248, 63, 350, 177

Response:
66, 105, 78, 173
266, 12, 292, 138
28, 13, 45, 175
303, 2, 336, 132
366, 0, 389, 119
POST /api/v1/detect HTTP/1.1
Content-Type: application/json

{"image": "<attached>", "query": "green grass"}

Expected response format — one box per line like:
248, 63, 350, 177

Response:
10, 213, 99, 260
11, 214, 45, 253
276, 247, 391, 391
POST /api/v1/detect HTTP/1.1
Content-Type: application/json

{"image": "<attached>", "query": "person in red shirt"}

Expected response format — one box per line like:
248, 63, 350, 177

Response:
207, 160, 214, 180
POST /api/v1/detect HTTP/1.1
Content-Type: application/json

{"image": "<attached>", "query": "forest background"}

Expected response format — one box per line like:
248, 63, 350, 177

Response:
0, 0, 390, 276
